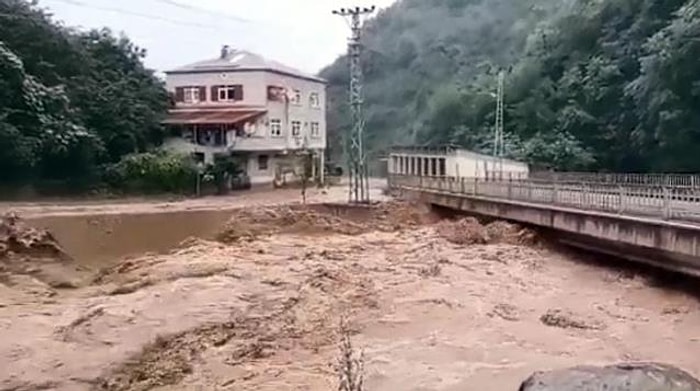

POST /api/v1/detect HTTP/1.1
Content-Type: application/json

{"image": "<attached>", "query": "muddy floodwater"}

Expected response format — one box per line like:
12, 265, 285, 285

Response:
2, 187, 700, 391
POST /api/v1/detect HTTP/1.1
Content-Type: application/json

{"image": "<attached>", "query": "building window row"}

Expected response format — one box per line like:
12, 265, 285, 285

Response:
175, 85, 244, 103
267, 86, 321, 108
268, 119, 321, 138
390, 155, 447, 177
175, 85, 321, 108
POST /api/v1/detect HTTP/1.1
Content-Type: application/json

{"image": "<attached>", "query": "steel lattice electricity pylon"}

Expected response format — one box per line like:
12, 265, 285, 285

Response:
493, 70, 505, 159
333, 6, 375, 204
492, 70, 505, 178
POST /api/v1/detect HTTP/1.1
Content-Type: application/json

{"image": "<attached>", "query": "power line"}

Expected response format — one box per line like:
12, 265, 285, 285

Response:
41, 0, 222, 30
149, 0, 253, 24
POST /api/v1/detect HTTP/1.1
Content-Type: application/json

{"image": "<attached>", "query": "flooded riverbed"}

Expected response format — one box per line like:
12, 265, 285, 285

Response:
1, 195, 699, 391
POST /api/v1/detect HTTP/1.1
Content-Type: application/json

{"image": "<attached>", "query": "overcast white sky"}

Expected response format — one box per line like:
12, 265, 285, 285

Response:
38, 0, 397, 74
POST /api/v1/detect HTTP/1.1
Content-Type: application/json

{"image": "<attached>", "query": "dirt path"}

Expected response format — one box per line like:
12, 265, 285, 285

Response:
1, 201, 700, 390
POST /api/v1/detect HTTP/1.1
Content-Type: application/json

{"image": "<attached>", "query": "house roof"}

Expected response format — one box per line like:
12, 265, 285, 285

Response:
166, 47, 326, 84
163, 106, 267, 125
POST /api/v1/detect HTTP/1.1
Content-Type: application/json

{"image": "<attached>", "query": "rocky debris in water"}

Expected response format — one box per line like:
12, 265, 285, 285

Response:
486, 221, 539, 245
419, 263, 442, 278
217, 205, 359, 242
97, 286, 364, 391
435, 218, 540, 246
224, 338, 278, 366
0, 213, 67, 260
436, 217, 490, 245
0, 213, 84, 290
540, 309, 605, 330
97, 321, 242, 391
217, 201, 434, 243
489, 303, 520, 321
519, 363, 700, 391
55, 307, 106, 341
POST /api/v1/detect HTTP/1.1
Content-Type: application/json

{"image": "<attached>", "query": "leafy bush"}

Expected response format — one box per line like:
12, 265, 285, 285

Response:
203, 154, 247, 194
103, 151, 199, 194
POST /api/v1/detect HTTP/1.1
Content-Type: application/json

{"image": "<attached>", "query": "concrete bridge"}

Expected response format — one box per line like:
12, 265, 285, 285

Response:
389, 174, 700, 276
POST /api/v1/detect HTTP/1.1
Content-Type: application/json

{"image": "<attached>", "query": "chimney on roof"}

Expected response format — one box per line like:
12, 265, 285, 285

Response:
220, 45, 230, 59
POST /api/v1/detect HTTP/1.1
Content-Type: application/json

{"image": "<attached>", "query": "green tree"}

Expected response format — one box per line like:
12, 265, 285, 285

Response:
322, 0, 700, 172
0, 0, 168, 189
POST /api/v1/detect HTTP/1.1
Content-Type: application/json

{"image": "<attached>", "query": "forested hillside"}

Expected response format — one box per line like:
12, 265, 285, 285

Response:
0, 0, 170, 190
321, 0, 700, 172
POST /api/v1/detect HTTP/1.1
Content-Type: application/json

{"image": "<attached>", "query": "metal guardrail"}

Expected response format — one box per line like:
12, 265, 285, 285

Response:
530, 172, 700, 188
389, 175, 700, 223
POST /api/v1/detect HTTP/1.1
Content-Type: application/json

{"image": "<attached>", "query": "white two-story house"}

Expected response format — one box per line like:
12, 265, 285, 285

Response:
163, 45, 327, 186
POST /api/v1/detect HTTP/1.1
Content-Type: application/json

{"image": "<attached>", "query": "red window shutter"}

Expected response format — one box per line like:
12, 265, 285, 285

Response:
233, 85, 244, 101
211, 86, 219, 102
199, 86, 206, 102
175, 87, 184, 102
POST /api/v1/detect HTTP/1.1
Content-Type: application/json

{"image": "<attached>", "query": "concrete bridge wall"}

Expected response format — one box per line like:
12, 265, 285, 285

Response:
395, 185, 700, 276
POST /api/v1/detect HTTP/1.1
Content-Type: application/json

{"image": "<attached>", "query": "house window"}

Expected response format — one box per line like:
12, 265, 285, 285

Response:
214, 85, 243, 101
267, 85, 286, 102
310, 122, 320, 138
270, 119, 282, 137
309, 93, 320, 108
184, 87, 201, 103
291, 89, 301, 105
291, 121, 301, 136
257, 155, 269, 171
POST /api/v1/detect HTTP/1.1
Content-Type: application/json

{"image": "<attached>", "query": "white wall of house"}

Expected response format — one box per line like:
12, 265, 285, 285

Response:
165, 70, 268, 106
245, 152, 311, 186
166, 70, 327, 153
246, 152, 276, 185
263, 72, 326, 151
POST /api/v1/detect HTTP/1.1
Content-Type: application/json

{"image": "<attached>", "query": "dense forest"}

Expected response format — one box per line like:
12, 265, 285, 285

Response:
321, 0, 700, 172
0, 0, 195, 194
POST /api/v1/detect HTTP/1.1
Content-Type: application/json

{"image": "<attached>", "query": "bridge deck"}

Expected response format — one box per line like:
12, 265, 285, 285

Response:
390, 175, 700, 225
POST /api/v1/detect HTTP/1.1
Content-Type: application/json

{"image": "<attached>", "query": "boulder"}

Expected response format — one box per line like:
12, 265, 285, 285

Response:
519, 363, 700, 391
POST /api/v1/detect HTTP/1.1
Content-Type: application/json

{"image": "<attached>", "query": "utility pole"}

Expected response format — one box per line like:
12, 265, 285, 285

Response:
333, 6, 375, 204
493, 70, 505, 178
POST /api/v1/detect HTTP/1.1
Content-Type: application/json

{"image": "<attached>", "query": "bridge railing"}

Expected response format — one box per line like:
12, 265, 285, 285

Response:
529, 172, 700, 188
389, 175, 700, 222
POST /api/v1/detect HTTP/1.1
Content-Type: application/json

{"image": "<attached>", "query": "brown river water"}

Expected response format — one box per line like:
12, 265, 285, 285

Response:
1, 184, 699, 391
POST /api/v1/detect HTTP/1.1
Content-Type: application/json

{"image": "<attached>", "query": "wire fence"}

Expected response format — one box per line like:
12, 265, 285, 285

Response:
389, 174, 700, 223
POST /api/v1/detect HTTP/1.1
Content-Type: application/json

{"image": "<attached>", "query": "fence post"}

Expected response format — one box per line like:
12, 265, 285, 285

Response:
507, 176, 513, 199
663, 186, 671, 220
474, 177, 479, 195
618, 185, 626, 214
552, 181, 559, 203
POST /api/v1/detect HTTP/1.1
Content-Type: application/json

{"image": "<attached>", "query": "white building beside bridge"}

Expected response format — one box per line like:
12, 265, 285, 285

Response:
388, 146, 529, 179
